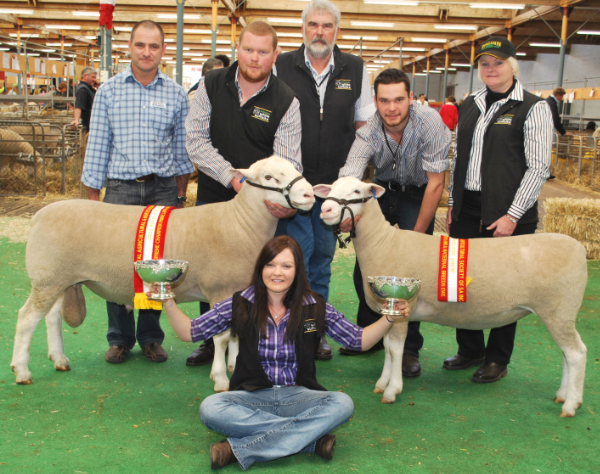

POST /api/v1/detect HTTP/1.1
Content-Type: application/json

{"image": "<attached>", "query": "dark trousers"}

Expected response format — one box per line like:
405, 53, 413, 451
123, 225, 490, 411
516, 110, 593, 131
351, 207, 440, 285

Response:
103, 176, 178, 349
354, 183, 434, 356
450, 190, 537, 365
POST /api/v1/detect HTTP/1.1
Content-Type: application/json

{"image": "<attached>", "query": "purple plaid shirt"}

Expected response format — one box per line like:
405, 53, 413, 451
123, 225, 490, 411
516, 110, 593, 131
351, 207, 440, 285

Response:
190, 286, 363, 386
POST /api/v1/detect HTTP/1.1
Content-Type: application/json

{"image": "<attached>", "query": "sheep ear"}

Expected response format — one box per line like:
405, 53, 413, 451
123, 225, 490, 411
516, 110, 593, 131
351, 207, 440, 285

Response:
231, 167, 258, 181
313, 184, 332, 199
369, 184, 386, 198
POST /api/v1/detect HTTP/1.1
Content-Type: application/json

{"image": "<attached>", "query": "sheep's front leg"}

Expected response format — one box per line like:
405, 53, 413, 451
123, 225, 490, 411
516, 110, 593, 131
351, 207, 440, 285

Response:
381, 321, 408, 404
45, 295, 70, 372
227, 334, 239, 373
210, 330, 231, 393
374, 330, 392, 394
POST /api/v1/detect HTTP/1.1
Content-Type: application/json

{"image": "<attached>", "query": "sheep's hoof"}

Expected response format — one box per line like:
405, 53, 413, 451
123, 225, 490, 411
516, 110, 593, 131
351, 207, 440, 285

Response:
577, 402, 583, 409
373, 387, 384, 394
381, 397, 395, 404
16, 378, 33, 385
227, 365, 235, 374
214, 387, 229, 394
554, 397, 566, 404
55, 365, 71, 372
559, 410, 575, 418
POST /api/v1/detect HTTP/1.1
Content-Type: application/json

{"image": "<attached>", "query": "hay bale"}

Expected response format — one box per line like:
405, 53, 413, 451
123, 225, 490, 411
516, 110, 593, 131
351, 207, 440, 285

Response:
543, 197, 600, 259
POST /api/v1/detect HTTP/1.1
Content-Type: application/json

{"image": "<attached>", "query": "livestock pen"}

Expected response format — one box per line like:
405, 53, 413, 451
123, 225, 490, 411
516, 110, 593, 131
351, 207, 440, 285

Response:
0, 222, 598, 473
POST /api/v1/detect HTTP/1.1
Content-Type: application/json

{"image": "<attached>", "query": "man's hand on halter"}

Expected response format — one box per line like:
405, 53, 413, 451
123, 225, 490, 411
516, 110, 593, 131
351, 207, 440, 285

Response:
265, 200, 297, 219
339, 215, 361, 233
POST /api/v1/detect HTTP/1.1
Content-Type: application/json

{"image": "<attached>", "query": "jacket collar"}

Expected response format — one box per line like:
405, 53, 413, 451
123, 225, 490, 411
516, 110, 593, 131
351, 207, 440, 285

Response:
473, 79, 523, 113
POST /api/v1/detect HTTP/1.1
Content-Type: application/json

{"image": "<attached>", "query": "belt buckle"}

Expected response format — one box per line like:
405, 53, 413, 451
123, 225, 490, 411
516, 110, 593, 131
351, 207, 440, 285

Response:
135, 177, 144, 183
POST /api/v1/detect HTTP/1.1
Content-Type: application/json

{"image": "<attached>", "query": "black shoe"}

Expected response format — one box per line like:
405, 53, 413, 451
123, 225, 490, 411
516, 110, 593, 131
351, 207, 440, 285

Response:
315, 434, 336, 460
402, 354, 421, 378
316, 336, 332, 361
443, 353, 485, 371
547, 174, 556, 180
472, 361, 508, 383
186, 339, 215, 366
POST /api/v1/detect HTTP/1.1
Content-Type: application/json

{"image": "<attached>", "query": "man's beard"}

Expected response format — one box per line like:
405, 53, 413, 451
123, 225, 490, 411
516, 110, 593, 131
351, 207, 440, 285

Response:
305, 35, 333, 60
239, 63, 270, 84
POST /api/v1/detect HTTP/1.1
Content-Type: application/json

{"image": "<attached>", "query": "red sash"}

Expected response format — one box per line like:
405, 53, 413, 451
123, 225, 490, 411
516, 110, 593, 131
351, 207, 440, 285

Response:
438, 235, 469, 302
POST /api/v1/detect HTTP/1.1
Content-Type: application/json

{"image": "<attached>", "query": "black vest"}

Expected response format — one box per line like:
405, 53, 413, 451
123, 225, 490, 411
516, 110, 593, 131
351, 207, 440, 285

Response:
229, 292, 326, 392
198, 64, 296, 204
276, 45, 364, 185
452, 87, 543, 226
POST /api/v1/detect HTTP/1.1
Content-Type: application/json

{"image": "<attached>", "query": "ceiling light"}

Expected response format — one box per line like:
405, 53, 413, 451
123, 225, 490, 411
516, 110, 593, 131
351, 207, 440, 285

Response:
400, 47, 426, 52
529, 42, 561, 47
279, 42, 302, 47
27, 53, 40, 56
451, 62, 471, 67
351, 21, 394, 27
429, 70, 442, 73
167, 47, 190, 50
343, 35, 379, 40
166, 61, 178, 64
85, 36, 98, 39
364, 1, 419, 5
41, 49, 56, 52
267, 18, 303, 24
183, 52, 204, 56
158, 14, 200, 19
414, 73, 427, 76
434, 24, 478, 31
161, 57, 173, 60
577, 30, 600, 35
73, 12, 100, 17
470, 3, 524, 9
0, 47, 9, 51
165, 39, 175, 43
411, 37, 447, 43
0, 9, 34, 14
516, 52, 526, 56
47, 43, 74, 46
46, 25, 81, 30
277, 33, 303, 37
436, 67, 456, 71
115, 27, 133, 32
201, 39, 230, 44
216, 48, 232, 51
9, 33, 40, 38
184, 29, 213, 34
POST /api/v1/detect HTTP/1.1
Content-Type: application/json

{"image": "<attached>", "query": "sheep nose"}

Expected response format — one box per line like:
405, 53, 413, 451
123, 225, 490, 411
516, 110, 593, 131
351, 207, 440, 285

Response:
321, 205, 333, 215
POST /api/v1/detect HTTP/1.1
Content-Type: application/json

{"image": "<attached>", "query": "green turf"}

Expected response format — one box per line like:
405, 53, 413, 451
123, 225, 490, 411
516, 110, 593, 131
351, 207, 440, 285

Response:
1, 237, 598, 473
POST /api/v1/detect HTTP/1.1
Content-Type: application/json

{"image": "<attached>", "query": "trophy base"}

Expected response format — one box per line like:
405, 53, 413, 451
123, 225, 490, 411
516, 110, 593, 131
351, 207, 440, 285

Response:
147, 283, 174, 301
382, 297, 410, 317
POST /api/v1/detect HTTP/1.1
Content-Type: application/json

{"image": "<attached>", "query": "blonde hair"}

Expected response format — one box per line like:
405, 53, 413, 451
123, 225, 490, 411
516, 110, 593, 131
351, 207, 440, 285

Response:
477, 56, 519, 83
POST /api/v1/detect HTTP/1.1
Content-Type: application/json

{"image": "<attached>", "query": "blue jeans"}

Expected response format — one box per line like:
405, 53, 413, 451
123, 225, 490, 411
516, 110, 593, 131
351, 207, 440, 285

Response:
103, 176, 178, 349
287, 199, 337, 301
353, 184, 434, 356
200, 386, 354, 470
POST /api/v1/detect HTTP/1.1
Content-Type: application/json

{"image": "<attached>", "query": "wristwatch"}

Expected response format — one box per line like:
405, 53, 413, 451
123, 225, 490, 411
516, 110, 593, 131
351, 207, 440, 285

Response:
506, 214, 518, 224
177, 196, 187, 204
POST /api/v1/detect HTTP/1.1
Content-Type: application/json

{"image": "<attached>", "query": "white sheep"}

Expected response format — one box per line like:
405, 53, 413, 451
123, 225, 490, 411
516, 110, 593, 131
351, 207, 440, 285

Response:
11, 156, 315, 393
316, 177, 587, 417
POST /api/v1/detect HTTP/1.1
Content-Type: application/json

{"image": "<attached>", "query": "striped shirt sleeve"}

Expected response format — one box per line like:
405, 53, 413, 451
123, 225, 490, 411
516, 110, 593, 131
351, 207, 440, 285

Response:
338, 116, 379, 179
81, 86, 112, 190
324, 303, 363, 351
273, 97, 303, 173
190, 296, 234, 343
354, 65, 376, 122
507, 100, 552, 219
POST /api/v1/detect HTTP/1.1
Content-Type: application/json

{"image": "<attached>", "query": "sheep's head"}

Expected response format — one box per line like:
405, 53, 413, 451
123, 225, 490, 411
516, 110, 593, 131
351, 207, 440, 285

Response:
316, 177, 385, 225
231, 156, 315, 211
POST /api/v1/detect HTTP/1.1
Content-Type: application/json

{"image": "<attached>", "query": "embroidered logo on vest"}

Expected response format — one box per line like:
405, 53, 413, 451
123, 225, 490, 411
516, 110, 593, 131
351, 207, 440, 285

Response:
335, 79, 352, 90
303, 319, 317, 333
495, 114, 514, 125
252, 106, 272, 122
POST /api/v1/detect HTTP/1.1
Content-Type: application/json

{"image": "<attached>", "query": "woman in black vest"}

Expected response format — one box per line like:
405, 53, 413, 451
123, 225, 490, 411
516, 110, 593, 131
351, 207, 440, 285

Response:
443, 37, 552, 383
155, 235, 408, 470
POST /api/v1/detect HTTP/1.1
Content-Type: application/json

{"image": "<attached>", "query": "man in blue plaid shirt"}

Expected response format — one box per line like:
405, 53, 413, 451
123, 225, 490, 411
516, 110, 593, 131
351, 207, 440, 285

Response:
81, 20, 194, 365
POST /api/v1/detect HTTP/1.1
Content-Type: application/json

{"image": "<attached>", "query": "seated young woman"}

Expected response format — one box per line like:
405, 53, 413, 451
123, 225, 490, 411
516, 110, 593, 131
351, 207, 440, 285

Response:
156, 235, 408, 470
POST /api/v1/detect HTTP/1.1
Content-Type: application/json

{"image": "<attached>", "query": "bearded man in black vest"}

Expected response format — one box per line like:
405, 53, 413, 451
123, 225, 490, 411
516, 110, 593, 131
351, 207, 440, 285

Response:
276, 0, 375, 361
185, 20, 302, 367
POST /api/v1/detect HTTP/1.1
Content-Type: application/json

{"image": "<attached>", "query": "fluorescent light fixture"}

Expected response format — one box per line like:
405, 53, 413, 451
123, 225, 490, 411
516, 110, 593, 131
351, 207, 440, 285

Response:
115, 27, 133, 32
343, 35, 379, 40
189, 57, 205, 61
46, 25, 81, 30
351, 21, 394, 27
165, 39, 175, 43
411, 37, 447, 43
364, 1, 419, 5
434, 24, 477, 31
41, 49, 56, 52
85, 36, 98, 39
183, 52, 204, 56
451, 62, 471, 67
516, 52, 526, 56
201, 39, 230, 44
400, 47, 426, 51
120, 59, 132, 62
429, 70, 442, 73
73, 12, 100, 17
577, 30, 600, 35
529, 42, 561, 47
161, 57, 173, 60
0, 47, 9, 51
470, 3, 524, 9
10, 33, 40, 38
436, 67, 456, 71
166, 61, 178, 64
27, 53, 40, 56
167, 47, 190, 50
158, 14, 200, 19
414, 73, 427, 76
0, 9, 34, 14
267, 18, 303, 24
47, 43, 74, 46
279, 42, 302, 47
216, 47, 232, 51
184, 29, 212, 34
278, 32, 303, 37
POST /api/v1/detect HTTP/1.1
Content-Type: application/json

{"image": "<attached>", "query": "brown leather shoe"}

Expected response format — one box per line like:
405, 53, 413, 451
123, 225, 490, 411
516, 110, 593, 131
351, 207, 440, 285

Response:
443, 353, 485, 371
186, 339, 215, 366
141, 343, 168, 362
105, 345, 130, 364
472, 361, 508, 384
210, 439, 238, 470
315, 433, 336, 460
315, 336, 332, 361
402, 354, 421, 378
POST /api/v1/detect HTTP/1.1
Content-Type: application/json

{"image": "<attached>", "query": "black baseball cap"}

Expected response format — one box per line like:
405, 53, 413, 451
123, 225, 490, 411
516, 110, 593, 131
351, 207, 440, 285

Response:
475, 36, 517, 61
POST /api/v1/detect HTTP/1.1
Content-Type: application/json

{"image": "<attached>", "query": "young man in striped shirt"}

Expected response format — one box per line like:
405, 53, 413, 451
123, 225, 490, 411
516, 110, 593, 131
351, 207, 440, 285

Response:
337, 68, 451, 377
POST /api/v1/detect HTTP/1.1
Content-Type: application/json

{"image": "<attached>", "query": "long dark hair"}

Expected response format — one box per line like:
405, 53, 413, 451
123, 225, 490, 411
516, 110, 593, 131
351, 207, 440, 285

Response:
231, 236, 325, 342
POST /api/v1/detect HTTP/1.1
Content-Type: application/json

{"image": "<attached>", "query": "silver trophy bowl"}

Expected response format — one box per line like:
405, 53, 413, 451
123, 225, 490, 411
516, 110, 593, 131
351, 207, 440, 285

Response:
134, 259, 189, 300
367, 276, 421, 316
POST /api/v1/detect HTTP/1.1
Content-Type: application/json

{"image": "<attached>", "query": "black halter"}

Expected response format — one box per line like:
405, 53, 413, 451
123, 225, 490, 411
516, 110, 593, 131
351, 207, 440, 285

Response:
324, 195, 373, 249
244, 176, 307, 209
